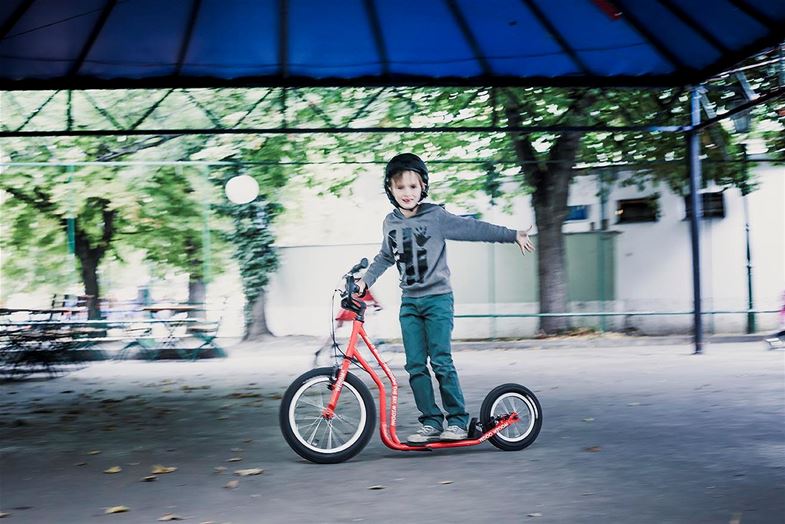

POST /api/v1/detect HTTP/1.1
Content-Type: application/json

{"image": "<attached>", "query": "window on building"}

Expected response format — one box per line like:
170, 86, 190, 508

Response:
684, 192, 725, 219
566, 205, 590, 221
615, 197, 659, 223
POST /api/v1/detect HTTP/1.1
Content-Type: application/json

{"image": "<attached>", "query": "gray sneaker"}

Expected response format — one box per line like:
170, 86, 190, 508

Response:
406, 425, 442, 445
440, 425, 468, 441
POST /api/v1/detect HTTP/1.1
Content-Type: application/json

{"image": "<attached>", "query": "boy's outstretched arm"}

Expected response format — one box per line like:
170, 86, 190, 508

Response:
516, 225, 535, 256
361, 223, 395, 294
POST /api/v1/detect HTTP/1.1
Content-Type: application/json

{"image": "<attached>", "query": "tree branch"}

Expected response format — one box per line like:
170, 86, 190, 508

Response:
502, 90, 544, 188
97, 134, 182, 162
1, 184, 63, 224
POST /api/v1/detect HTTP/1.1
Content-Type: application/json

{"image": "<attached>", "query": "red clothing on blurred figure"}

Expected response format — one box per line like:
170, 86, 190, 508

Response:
334, 289, 382, 322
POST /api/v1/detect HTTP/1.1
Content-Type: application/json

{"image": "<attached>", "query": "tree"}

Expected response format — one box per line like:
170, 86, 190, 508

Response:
0, 163, 133, 319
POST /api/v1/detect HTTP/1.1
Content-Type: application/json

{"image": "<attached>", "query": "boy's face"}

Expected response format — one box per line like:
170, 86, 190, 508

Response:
390, 170, 424, 210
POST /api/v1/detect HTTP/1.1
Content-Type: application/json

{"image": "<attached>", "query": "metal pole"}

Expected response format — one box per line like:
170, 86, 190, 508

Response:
598, 169, 609, 332
489, 243, 497, 340
202, 166, 212, 289
740, 145, 756, 333
688, 88, 704, 354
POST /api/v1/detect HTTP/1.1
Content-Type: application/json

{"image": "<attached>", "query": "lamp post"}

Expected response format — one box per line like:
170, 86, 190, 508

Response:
731, 100, 755, 334
738, 144, 756, 333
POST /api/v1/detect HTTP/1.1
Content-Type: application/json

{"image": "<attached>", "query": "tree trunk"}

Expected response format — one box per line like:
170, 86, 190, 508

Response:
245, 289, 273, 340
72, 201, 115, 320
504, 92, 593, 334
532, 173, 571, 333
76, 249, 102, 320
185, 238, 206, 317
188, 276, 206, 308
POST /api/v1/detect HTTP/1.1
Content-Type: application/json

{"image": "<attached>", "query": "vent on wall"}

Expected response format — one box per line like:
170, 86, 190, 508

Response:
616, 197, 659, 224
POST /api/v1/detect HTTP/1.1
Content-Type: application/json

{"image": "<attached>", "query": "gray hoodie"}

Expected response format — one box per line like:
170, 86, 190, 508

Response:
363, 203, 517, 297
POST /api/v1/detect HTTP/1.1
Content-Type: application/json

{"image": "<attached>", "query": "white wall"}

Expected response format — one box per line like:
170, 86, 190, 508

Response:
267, 161, 785, 337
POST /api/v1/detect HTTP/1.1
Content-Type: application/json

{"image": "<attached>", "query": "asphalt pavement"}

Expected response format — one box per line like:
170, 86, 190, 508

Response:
1, 336, 783, 523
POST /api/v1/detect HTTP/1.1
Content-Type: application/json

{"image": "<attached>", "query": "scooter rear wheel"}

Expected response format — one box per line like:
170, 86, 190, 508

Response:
480, 383, 542, 451
279, 367, 375, 463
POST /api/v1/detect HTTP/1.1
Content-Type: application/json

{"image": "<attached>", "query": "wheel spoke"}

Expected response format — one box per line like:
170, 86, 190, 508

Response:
332, 411, 360, 426
298, 398, 327, 411
306, 417, 325, 445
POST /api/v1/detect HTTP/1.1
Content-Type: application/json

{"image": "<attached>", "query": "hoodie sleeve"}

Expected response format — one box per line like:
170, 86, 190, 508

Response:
363, 220, 395, 289
439, 207, 517, 243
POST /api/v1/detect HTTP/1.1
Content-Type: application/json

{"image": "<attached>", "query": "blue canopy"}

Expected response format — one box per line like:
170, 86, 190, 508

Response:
1, 0, 784, 89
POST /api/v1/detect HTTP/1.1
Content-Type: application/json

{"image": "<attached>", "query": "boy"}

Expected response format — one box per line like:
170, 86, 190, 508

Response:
357, 153, 535, 444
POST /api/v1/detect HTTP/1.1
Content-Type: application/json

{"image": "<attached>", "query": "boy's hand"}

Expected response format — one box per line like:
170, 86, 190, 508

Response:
516, 226, 535, 256
355, 278, 368, 296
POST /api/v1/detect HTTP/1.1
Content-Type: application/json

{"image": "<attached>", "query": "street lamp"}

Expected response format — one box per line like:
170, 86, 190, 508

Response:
225, 174, 259, 204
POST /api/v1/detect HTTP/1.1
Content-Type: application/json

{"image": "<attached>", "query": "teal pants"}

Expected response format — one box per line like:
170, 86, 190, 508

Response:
399, 292, 469, 430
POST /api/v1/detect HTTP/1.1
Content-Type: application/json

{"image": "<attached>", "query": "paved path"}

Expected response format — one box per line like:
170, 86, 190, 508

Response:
1, 337, 783, 523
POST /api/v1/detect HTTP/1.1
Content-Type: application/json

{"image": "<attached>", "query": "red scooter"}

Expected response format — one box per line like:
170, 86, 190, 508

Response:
279, 259, 542, 463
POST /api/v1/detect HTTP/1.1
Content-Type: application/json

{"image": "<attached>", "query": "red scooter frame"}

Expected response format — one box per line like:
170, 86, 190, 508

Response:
322, 317, 520, 451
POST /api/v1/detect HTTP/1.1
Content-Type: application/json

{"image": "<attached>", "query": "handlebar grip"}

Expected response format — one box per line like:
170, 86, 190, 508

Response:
349, 258, 369, 274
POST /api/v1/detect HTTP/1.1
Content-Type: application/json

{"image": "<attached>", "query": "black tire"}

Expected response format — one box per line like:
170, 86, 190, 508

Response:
480, 383, 542, 451
279, 367, 376, 464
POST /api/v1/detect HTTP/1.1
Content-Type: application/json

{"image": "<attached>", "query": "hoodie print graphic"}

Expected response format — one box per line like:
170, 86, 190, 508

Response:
388, 226, 430, 285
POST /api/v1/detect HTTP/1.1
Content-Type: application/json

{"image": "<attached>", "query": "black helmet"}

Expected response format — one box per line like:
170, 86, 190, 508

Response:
383, 153, 429, 207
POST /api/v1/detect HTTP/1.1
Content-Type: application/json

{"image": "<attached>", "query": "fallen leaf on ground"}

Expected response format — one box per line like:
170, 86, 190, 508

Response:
182, 385, 211, 392
151, 465, 177, 474
227, 392, 261, 399
0, 512, 9, 518
142, 476, 158, 482
104, 466, 122, 474
73, 462, 87, 467
527, 513, 543, 517
158, 513, 184, 521
214, 466, 227, 474
627, 402, 641, 406
234, 468, 263, 476
226, 457, 242, 462
368, 485, 385, 490
105, 506, 129, 514
439, 480, 454, 485
87, 450, 102, 455
584, 446, 602, 452
225, 480, 240, 489
230, 447, 243, 453
583, 418, 595, 422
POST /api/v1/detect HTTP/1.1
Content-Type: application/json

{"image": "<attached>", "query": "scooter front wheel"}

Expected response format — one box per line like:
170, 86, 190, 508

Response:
279, 367, 376, 464
480, 383, 542, 451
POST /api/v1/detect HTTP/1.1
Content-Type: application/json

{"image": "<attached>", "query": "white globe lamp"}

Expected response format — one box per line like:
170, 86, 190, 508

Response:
224, 175, 259, 204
